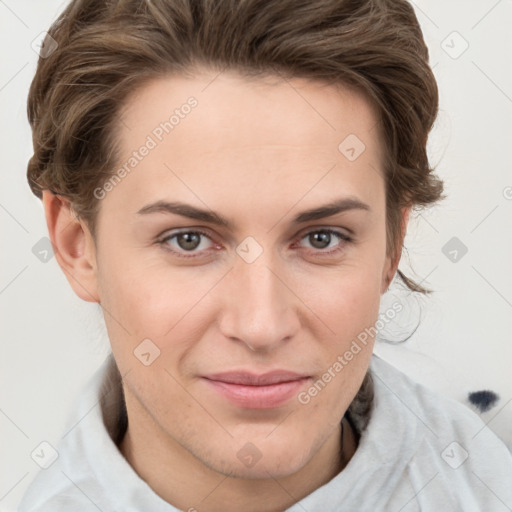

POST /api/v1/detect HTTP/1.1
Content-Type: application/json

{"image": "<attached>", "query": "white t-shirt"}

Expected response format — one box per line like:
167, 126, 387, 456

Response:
18, 352, 512, 512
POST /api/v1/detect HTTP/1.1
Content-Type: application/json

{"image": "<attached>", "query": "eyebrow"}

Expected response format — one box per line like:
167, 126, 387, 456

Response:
136, 197, 370, 229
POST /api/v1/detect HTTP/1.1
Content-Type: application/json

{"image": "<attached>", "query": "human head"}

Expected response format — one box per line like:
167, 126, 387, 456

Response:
27, 0, 444, 491
27, 0, 444, 294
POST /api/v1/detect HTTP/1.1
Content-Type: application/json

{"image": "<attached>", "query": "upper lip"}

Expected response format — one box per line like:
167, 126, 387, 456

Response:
202, 370, 309, 386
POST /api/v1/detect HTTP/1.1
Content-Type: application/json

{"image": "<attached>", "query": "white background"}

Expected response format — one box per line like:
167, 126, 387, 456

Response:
1, 1, 511, 510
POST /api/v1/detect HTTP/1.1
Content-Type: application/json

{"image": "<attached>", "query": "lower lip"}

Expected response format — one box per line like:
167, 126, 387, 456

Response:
201, 378, 310, 409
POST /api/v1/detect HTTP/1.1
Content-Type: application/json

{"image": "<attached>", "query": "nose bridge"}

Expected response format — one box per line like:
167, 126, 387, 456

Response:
221, 243, 298, 350
238, 253, 282, 309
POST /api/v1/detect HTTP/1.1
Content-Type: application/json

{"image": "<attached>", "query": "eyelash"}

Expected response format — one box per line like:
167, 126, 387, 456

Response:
157, 228, 354, 259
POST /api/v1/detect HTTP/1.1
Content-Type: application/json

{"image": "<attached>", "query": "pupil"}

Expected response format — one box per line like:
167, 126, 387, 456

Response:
311, 231, 330, 249
178, 232, 200, 250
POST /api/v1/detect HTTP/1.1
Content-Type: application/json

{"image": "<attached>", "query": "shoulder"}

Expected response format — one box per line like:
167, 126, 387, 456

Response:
369, 355, 512, 511
17, 471, 109, 512
18, 494, 103, 512
17, 356, 121, 512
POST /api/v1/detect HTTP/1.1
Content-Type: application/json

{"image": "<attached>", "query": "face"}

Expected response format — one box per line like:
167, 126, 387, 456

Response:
89, 70, 395, 478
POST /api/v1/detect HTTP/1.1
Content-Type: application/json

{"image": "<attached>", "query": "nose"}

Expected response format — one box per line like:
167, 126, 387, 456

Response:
218, 251, 300, 353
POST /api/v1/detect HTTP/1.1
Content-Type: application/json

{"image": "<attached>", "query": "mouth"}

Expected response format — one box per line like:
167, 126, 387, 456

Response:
201, 370, 311, 409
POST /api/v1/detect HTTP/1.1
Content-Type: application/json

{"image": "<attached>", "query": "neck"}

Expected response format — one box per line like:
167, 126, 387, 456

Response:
118, 397, 358, 512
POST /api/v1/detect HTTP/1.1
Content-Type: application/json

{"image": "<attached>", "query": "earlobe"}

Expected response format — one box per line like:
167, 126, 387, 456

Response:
42, 190, 100, 303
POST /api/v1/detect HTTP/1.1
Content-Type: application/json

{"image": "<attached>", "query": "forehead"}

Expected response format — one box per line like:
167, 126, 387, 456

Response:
104, 70, 385, 223
119, 70, 382, 152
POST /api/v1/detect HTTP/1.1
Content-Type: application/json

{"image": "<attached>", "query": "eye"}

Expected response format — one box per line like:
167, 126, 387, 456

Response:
295, 228, 353, 255
158, 229, 217, 258
157, 227, 353, 259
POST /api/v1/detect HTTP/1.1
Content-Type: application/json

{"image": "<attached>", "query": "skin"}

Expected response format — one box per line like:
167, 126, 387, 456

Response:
43, 69, 410, 512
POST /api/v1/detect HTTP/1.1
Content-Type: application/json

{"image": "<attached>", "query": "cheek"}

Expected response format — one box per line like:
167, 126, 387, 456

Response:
302, 271, 379, 416
298, 264, 382, 394
98, 250, 184, 323
301, 262, 383, 336
96, 254, 215, 372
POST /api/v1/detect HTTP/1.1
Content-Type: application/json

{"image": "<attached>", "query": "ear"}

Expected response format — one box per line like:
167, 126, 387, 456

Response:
42, 190, 100, 303
381, 206, 411, 294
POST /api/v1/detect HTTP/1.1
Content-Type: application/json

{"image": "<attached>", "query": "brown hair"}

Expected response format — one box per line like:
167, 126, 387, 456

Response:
27, 0, 444, 294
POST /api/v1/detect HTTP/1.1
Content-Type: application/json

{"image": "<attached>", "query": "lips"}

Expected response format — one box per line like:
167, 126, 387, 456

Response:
201, 370, 311, 409
201, 370, 308, 386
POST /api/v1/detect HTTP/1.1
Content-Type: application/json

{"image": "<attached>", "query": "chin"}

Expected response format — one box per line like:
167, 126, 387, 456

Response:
200, 436, 312, 480
216, 453, 308, 480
